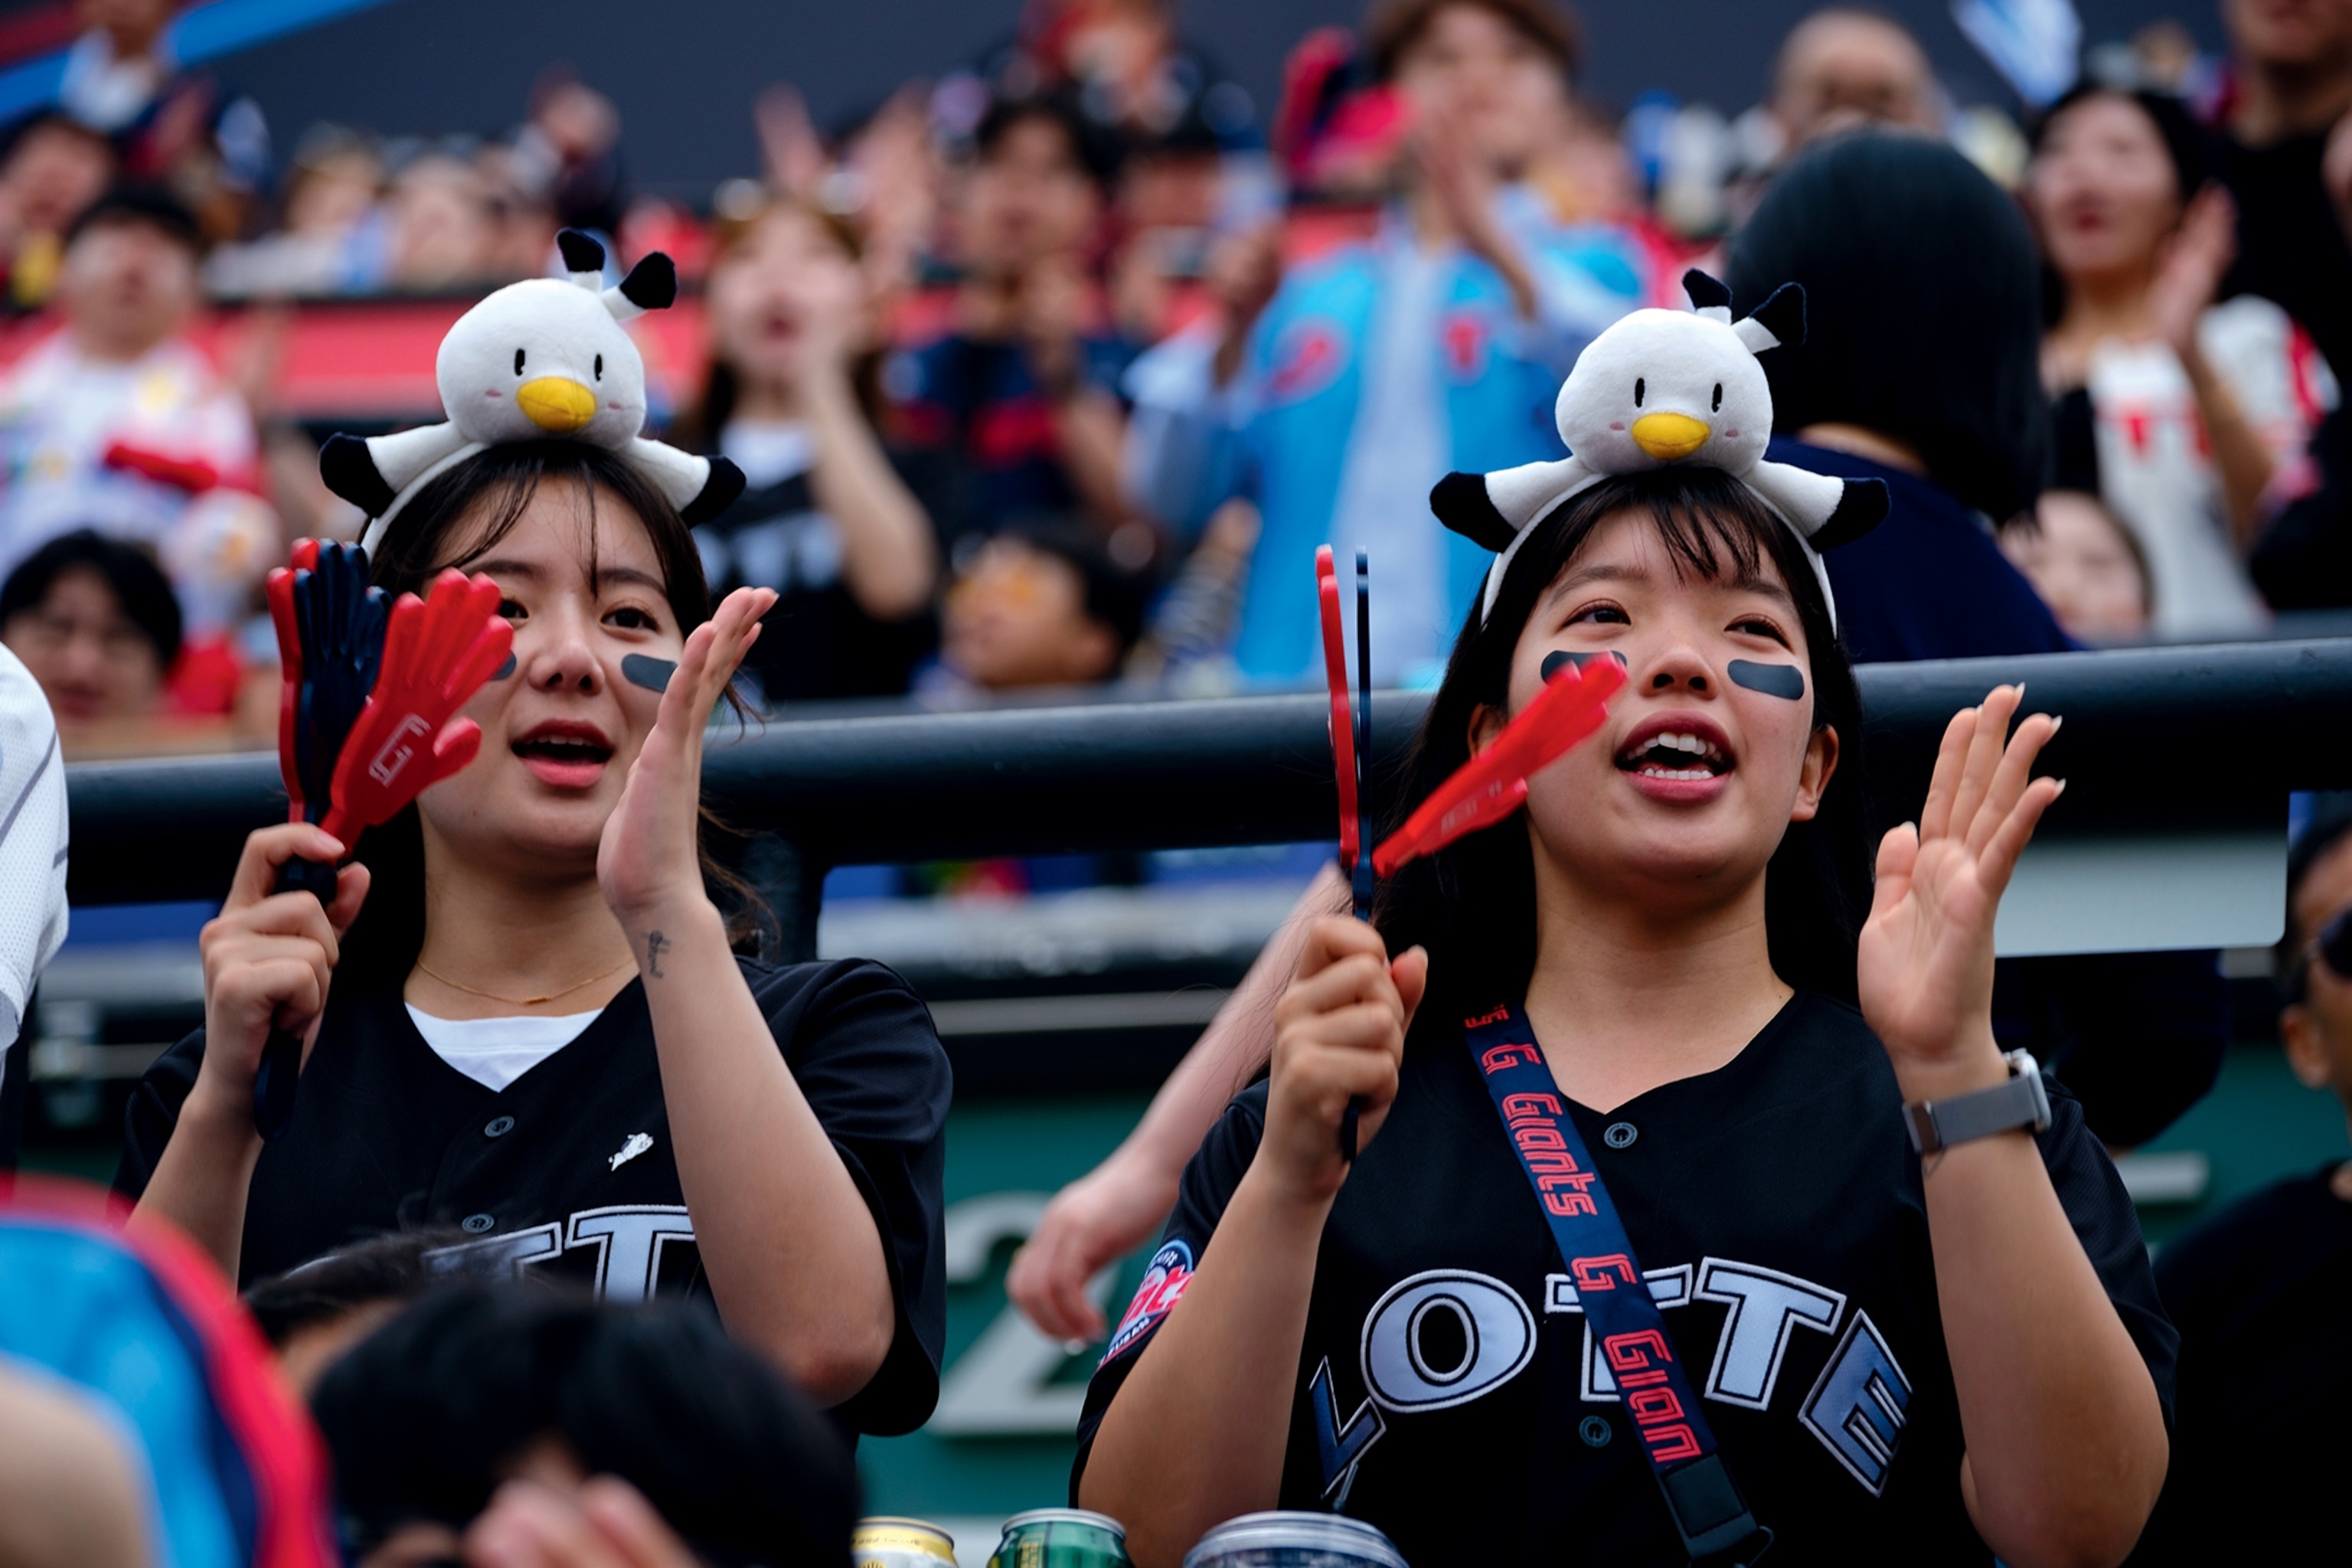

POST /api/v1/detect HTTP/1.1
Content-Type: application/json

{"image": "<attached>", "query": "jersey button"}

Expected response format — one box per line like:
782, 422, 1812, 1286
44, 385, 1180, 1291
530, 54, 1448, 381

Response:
1603, 1120, 1638, 1149
485, 1115, 515, 1138
461, 1213, 496, 1233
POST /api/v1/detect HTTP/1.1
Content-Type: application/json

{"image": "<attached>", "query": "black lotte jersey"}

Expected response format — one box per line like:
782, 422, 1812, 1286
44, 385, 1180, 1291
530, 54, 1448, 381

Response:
1073, 991, 2177, 1566
115, 956, 952, 1436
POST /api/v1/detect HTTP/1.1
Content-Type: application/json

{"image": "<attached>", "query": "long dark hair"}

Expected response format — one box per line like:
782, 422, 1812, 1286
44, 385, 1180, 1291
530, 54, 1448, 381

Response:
340, 441, 764, 989
1372, 468, 1872, 1040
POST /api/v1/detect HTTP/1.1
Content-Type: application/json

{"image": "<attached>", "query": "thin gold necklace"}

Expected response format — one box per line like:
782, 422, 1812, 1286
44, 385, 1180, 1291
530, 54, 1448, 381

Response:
413, 954, 635, 1008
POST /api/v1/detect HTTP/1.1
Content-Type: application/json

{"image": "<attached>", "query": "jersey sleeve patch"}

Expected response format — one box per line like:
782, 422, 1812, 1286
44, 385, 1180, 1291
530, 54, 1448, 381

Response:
1102, 1239, 1194, 1365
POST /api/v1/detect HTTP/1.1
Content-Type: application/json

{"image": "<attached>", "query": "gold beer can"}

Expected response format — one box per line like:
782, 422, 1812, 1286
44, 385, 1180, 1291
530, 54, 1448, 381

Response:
854, 1517, 959, 1568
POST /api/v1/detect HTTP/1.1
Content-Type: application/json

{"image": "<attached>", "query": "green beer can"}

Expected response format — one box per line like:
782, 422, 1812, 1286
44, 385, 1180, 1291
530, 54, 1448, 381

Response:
988, 1508, 1133, 1568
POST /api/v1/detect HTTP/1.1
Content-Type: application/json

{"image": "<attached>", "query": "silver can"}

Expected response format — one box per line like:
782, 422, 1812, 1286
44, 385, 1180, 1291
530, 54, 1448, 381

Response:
1181, 1511, 1409, 1568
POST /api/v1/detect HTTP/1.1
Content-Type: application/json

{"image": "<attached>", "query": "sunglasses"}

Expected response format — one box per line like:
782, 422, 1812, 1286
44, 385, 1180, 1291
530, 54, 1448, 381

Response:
2290, 904, 2352, 1001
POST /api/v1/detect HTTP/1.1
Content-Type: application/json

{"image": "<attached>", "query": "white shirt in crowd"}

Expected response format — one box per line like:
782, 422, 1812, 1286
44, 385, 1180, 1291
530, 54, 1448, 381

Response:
2087, 296, 2336, 639
0, 645, 67, 1066
0, 332, 263, 617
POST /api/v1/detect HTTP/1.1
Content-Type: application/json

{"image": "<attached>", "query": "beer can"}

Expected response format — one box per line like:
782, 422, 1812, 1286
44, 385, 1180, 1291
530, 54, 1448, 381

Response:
854, 1517, 959, 1568
988, 1508, 1133, 1568
1181, 1511, 1408, 1568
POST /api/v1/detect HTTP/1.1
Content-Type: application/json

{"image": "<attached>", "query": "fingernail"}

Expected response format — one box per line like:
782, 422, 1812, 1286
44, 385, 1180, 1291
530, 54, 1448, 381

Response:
2053, 778, 2068, 795
2047, 715, 2063, 733
1062, 1338, 1089, 1355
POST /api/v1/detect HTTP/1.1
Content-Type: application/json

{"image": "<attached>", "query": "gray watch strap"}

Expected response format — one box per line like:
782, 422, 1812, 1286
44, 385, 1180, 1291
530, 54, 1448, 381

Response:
1903, 1050, 2052, 1155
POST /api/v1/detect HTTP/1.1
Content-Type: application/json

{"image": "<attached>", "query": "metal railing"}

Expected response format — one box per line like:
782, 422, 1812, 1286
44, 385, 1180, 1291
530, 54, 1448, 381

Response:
63, 639, 2352, 957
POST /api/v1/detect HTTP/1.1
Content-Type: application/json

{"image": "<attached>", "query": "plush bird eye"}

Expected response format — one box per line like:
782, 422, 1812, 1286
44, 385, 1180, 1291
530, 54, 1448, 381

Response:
1712, 383, 1723, 411
514, 348, 526, 376
593, 354, 603, 381
1634, 377, 1645, 407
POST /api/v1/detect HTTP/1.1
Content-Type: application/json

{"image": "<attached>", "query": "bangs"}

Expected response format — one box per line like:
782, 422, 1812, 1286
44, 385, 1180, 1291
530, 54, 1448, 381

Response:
1479, 468, 1832, 703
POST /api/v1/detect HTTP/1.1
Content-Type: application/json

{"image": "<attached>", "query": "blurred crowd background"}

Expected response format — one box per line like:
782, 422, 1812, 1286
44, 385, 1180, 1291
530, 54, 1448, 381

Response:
5, 0, 2352, 772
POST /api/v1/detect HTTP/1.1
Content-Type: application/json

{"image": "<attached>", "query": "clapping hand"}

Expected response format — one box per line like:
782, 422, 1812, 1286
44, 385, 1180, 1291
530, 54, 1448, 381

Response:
1857, 686, 2062, 1096
596, 586, 776, 927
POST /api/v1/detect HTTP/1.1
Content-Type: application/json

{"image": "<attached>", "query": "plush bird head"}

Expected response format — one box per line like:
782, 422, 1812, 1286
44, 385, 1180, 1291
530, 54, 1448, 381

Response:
1551, 270, 1799, 482
1428, 270, 1888, 631
436, 230, 671, 452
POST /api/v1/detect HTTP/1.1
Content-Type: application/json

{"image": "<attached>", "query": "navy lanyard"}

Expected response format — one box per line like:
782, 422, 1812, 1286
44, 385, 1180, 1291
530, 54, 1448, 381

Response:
1464, 1002, 1772, 1566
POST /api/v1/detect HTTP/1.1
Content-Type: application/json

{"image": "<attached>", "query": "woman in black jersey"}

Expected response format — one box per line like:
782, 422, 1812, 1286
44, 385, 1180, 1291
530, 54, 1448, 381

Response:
117, 440, 950, 1435
1074, 469, 2172, 1564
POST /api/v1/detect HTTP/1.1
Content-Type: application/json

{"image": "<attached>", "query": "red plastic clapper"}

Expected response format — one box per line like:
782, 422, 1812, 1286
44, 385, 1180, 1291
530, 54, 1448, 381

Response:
1371, 654, 1626, 878
250, 567, 511, 1141
1315, 545, 1360, 873
317, 570, 512, 846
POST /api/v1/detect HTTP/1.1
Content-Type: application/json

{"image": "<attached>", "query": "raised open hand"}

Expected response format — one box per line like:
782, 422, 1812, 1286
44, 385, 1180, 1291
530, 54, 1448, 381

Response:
2150, 185, 2236, 361
597, 586, 776, 925
1857, 686, 2063, 1090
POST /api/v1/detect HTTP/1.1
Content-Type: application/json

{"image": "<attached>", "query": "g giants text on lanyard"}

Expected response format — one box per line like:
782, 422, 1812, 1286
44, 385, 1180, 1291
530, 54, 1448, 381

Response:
1463, 1001, 1773, 1567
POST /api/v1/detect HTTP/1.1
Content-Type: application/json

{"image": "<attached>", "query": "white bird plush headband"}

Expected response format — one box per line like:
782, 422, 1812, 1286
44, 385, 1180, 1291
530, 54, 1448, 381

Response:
321, 230, 745, 555
1429, 269, 1887, 632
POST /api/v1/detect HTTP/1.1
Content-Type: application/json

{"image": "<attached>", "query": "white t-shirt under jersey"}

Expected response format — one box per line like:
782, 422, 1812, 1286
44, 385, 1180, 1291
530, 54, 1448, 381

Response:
406, 1006, 601, 1093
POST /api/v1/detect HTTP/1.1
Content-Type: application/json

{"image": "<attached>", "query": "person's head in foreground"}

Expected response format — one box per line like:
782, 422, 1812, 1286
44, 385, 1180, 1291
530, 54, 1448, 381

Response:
242, 1228, 466, 1396
56, 185, 201, 363
1073, 450, 2170, 1567
942, 518, 1146, 690
1367, 0, 1580, 182
1769, 8, 1939, 147
2277, 799, 2352, 1176
0, 528, 181, 724
1727, 131, 2050, 522
312, 1285, 858, 1568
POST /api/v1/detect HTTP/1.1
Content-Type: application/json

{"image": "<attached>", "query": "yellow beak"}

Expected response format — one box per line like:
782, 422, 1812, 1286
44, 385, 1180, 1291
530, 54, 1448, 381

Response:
1631, 411, 1710, 461
517, 376, 598, 433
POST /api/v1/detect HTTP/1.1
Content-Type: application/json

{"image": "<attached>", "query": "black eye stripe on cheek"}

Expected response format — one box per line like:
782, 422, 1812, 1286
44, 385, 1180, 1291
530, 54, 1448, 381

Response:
620, 654, 676, 693
1541, 649, 1628, 682
1726, 660, 1806, 700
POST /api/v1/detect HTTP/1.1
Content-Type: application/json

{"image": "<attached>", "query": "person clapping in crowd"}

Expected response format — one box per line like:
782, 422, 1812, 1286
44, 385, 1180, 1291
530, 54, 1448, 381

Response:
679, 193, 942, 704
2030, 82, 2332, 639
1123, 0, 1651, 688
313, 1287, 858, 1568
887, 93, 1138, 550
0, 187, 261, 596
115, 430, 949, 1432
2132, 798, 2352, 1563
1076, 456, 2171, 1566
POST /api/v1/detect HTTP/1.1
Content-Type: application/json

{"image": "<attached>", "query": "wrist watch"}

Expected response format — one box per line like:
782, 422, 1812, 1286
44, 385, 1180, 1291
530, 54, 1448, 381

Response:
1903, 1049, 2051, 1155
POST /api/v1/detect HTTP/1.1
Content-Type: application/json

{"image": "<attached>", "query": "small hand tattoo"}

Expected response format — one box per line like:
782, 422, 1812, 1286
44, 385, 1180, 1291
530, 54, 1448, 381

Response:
645, 930, 668, 978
